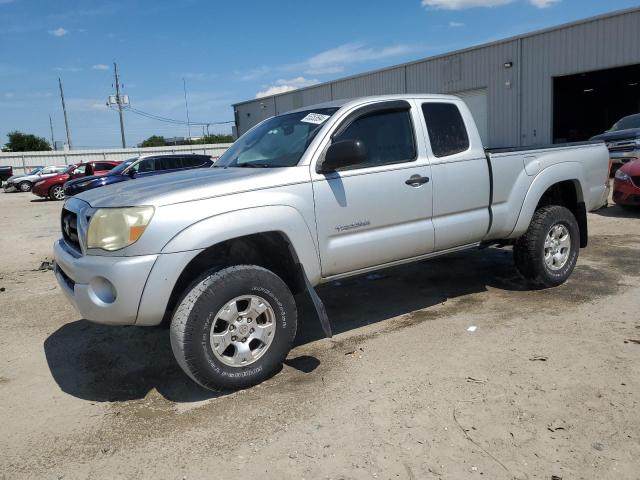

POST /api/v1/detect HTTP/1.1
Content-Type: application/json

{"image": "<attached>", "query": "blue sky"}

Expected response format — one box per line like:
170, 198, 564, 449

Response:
1, 0, 638, 148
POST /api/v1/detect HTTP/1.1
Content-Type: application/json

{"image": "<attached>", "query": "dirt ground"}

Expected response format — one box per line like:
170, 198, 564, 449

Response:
0, 190, 639, 480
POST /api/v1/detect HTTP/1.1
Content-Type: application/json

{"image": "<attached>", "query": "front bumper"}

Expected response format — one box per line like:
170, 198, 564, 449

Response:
612, 178, 640, 207
53, 239, 158, 325
610, 149, 640, 165
31, 183, 49, 197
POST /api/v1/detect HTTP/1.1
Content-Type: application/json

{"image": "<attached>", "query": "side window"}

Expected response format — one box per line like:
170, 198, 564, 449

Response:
421, 103, 469, 158
333, 109, 416, 169
94, 162, 116, 171
158, 156, 181, 170
136, 158, 155, 173
183, 156, 208, 168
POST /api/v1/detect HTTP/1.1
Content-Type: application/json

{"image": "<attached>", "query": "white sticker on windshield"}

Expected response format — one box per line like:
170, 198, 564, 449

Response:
300, 112, 330, 125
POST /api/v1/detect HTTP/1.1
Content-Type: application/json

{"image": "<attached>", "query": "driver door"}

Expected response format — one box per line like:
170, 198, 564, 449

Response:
311, 100, 434, 277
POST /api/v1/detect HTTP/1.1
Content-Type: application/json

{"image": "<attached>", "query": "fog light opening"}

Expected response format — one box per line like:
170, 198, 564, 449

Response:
89, 277, 117, 304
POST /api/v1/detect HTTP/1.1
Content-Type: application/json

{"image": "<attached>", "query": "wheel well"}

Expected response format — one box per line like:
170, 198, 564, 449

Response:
536, 180, 588, 248
162, 232, 306, 325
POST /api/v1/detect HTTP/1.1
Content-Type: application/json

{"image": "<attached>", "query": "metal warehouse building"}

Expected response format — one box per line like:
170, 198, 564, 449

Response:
232, 7, 640, 148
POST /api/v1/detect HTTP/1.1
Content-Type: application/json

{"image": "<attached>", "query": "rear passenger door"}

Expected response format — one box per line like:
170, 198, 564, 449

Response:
419, 101, 491, 251
312, 100, 435, 277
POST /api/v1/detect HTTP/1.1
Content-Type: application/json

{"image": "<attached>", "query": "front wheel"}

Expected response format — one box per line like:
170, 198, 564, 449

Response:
18, 181, 32, 192
170, 265, 297, 391
513, 205, 580, 288
49, 184, 65, 201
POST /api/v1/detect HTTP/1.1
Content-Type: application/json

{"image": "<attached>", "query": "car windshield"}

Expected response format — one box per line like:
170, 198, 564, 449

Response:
216, 108, 339, 168
108, 159, 136, 175
28, 167, 42, 175
610, 114, 640, 131
62, 165, 76, 174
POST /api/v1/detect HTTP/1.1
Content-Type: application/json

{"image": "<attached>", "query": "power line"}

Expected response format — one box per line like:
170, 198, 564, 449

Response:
111, 105, 233, 127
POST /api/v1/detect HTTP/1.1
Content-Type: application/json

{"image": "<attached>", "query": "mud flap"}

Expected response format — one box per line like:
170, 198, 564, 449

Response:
303, 273, 332, 338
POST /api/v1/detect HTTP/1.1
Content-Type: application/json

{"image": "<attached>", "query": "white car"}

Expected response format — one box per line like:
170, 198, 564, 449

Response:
4, 165, 68, 192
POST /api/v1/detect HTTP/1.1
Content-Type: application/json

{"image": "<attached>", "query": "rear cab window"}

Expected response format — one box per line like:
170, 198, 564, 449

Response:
421, 102, 470, 158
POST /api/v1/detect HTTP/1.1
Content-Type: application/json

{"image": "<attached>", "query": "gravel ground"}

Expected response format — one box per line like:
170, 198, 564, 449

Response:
0, 190, 639, 480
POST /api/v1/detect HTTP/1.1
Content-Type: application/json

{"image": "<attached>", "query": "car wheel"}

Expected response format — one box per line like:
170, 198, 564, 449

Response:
18, 181, 32, 192
513, 205, 580, 288
49, 184, 65, 201
170, 265, 297, 392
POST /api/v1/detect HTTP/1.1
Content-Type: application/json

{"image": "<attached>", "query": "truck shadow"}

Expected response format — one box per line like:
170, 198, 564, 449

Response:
44, 246, 526, 403
592, 204, 640, 218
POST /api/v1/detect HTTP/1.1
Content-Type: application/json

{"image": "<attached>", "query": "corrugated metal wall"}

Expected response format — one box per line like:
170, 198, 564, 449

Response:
233, 8, 640, 147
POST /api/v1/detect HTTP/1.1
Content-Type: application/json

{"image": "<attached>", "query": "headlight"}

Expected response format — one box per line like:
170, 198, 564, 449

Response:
87, 206, 154, 251
615, 169, 631, 182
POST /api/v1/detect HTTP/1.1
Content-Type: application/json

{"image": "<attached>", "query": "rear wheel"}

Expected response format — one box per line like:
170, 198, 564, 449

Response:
18, 181, 32, 192
49, 184, 65, 201
170, 265, 297, 391
513, 205, 580, 288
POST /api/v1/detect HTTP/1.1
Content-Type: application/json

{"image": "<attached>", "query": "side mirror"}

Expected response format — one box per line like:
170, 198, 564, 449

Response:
318, 139, 367, 173
127, 168, 136, 178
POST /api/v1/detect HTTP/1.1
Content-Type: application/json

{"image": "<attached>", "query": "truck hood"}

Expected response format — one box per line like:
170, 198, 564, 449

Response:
590, 128, 640, 143
76, 166, 306, 207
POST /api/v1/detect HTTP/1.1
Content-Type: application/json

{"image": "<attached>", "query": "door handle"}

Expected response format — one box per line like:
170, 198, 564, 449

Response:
405, 175, 430, 187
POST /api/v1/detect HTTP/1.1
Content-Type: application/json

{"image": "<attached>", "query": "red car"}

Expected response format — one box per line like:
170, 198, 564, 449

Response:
612, 160, 640, 208
31, 161, 121, 201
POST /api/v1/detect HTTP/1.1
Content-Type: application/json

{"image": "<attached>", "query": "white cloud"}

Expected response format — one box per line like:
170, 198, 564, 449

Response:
422, 0, 560, 8
449, 21, 465, 27
422, 0, 510, 9
256, 77, 320, 98
92, 64, 109, 71
48, 27, 68, 37
303, 43, 411, 75
240, 42, 412, 81
55, 66, 82, 72
529, 0, 559, 7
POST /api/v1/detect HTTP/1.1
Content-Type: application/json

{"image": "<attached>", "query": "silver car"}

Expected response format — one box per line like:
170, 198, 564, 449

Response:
4, 165, 68, 192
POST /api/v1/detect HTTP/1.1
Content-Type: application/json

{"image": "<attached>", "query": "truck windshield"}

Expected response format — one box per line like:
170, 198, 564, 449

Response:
216, 108, 339, 168
610, 114, 640, 131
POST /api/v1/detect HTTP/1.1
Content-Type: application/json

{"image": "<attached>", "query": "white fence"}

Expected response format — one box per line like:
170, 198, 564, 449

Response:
0, 143, 232, 173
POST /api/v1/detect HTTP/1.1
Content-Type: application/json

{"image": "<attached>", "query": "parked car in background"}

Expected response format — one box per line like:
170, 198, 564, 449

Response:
32, 161, 120, 200
612, 159, 640, 208
4, 165, 67, 192
63, 154, 215, 197
591, 113, 640, 170
0, 166, 13, 186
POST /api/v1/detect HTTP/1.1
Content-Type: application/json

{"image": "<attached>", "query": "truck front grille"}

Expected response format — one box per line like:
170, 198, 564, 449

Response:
61, 208, 81, 252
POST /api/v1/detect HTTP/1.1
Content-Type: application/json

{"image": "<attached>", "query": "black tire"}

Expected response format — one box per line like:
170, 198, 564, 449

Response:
18, 181, 32, 192
48, 184, 65, 201
513, 205, 580, 288
170, 265, 297, 391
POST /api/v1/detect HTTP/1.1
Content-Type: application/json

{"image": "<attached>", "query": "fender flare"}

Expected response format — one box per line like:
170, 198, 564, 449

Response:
161, 205, 322, 284
508, 162, 586, 239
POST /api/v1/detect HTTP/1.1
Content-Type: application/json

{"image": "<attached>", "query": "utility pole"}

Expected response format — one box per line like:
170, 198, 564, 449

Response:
58, 78, 72, 149
48, 115, 55, 149
183, 77, 191, 140
113, 62, 126, 148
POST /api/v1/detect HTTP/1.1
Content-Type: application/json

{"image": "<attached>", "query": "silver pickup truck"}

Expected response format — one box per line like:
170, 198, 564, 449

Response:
53, 94, 609, 391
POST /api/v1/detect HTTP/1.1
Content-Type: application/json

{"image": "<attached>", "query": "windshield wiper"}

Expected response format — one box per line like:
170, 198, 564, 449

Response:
236, 162, 272, 168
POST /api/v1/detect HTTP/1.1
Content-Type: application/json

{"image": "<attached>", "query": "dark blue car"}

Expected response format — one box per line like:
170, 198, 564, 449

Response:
63, 153, 214, 197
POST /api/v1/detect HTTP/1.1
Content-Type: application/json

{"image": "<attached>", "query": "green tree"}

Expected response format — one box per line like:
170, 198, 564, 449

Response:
140, 135, 167, 147
189, 134, 233, 145
2, 131, 52, 152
